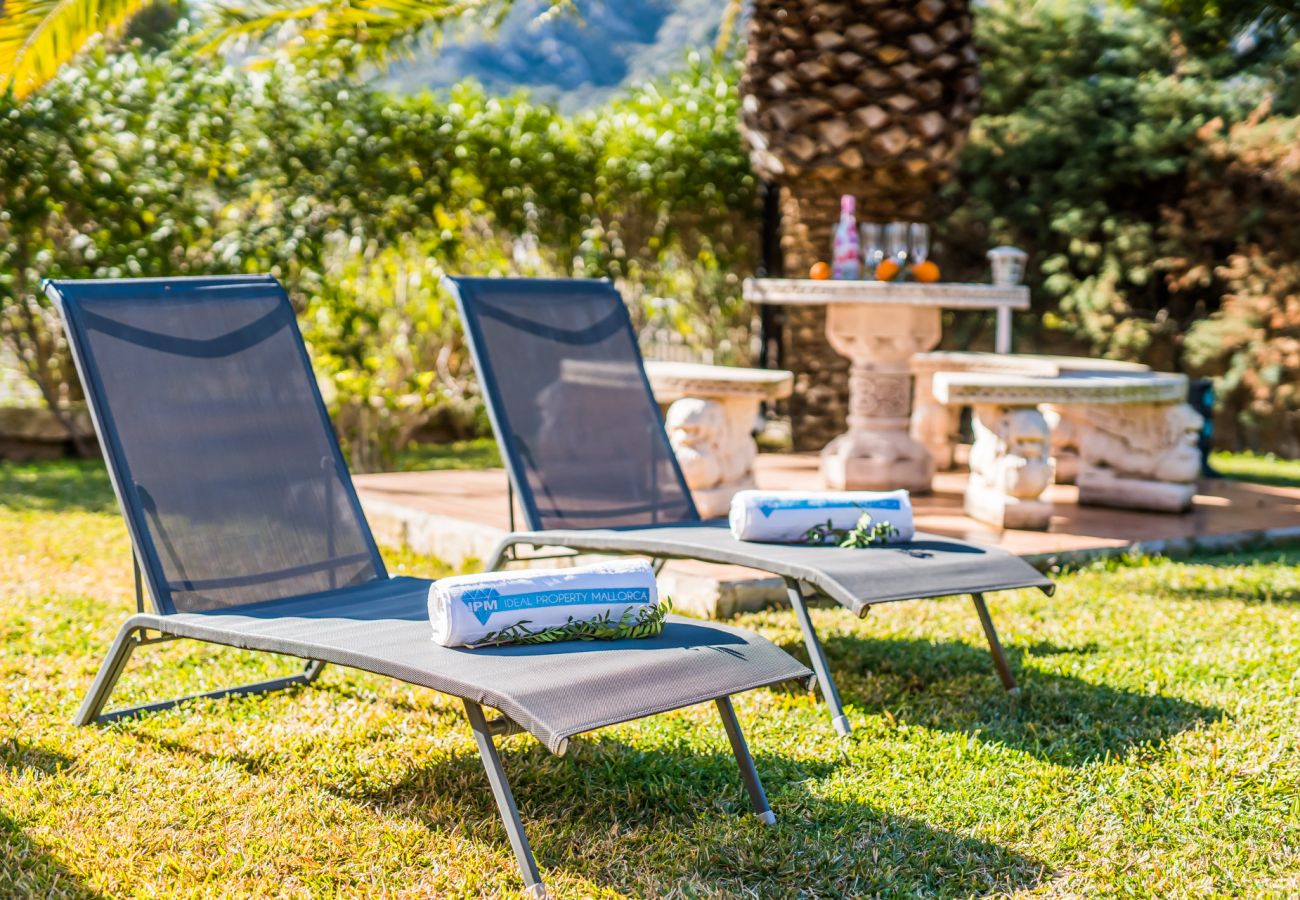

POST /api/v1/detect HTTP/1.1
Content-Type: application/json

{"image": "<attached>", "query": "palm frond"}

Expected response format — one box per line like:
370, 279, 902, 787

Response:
0, 0, 154, 97
715, 0, 742, 58
198, 0, 571, 69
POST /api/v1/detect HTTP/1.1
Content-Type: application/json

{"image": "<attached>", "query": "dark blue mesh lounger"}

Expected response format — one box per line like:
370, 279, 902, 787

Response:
446, 276, 1055, 736
48, 275, 811, 898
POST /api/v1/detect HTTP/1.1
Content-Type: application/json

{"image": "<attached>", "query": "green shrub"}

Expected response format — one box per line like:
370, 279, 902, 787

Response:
0, 49, 757, 466
941, 1, 1253, 365
303, 220, 539, 472
7, 8, 1300, 461
943, 1, 1300, 451
1180, 113, 1300, 454
0, 52, 255, 448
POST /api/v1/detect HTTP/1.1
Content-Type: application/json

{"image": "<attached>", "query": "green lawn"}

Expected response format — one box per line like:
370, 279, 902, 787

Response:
396, 438, 501, 473
2, 459, 1300, 897
1210, 450, 1300, 489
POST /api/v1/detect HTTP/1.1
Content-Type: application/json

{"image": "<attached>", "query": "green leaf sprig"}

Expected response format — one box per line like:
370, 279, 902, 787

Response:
802, 513, 899, 548
469, 597, 673, 648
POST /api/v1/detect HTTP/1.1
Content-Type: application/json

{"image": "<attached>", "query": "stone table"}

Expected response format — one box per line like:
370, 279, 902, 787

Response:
743, 278, 1030, 492
932, 371, 1198, 529
643, 360, 793, 518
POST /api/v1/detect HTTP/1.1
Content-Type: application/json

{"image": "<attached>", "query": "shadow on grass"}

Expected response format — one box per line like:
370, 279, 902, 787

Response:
0, 459, 116, 514
776, 633, 1221, 767
1, 739, 79, 778
123, 707, 1045, 896
337, 739, 1047, 897
1162, 583, 1300, 604
1155, 548, 1300, 603
0, 743, 102, 898
1182, 547, 1300, 567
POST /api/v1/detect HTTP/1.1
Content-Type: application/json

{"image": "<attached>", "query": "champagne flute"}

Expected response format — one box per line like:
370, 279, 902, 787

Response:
885, 222, 910, 268
860, 223, 884, 275
910, 223, 930, 264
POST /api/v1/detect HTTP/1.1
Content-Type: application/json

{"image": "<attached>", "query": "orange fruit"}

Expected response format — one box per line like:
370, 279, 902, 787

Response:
809, 261, 832, 280
874, 259, 900, 281
911, 260, 941, 283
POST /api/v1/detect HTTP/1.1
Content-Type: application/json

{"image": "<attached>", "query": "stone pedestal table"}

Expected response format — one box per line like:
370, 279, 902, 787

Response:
744, 279, 1030, 493
643, 360, 794, 518
933, 371, 1199, 530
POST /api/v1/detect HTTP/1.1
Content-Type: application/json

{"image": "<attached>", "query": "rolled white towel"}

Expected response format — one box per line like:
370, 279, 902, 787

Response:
729, 489, 914, 544
429, 559, 660, 648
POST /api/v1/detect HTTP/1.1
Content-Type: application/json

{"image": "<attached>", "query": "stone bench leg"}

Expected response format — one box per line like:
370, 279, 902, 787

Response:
1042, 405, 1081, 485
1072, 402, 1202, 512
665, 396, 759, 519
911, 365, 963, 471
964, 404, 1055, 531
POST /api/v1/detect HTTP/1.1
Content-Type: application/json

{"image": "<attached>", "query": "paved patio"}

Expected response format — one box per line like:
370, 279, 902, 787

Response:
355, 453, 1300, 617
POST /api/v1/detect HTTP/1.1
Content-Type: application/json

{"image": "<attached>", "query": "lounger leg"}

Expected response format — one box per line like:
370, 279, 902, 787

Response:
485, 539, 516, 572
463, 701, 548, 899
971, 593, 1018, 693
486, 539, 582, 573
715, 696, 775, 825
74, 620, 146, 726
74, 619, 328, 726
784, 579, 852, 736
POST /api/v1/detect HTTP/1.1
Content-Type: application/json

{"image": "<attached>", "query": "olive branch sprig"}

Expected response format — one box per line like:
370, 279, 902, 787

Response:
802, 513, 899, 548
469, 597, 673, 648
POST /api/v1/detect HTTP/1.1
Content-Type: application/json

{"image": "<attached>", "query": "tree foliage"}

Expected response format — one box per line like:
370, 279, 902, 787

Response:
942, 2, 1250, 365
0, 0, 566, 102
7, 0, 1300, 460
0, 49, 756, 467
941, 0, 1300, 451
1149, 0, 1297, 47
1179, 112, 1300, 454
197, 0, 566, 71
0, 0, 153, 97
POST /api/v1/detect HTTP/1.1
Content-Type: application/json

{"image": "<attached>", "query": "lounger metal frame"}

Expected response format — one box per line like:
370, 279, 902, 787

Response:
73, 602, 774, 898
489, 539, 1019, 736
449, 276, 1049, 736
49, 275, 805, 898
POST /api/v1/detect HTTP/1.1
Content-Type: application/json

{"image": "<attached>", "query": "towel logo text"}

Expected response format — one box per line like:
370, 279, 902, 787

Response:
460, 586, 652, 625
757, 498, 902, 518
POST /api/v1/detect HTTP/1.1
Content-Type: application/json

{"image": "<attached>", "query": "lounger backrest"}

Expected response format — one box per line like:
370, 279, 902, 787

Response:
448, 277, 699, 532
47, 276, 386, 615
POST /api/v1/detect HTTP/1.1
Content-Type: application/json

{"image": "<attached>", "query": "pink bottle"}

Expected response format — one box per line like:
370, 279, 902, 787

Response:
831, 195, 860, 280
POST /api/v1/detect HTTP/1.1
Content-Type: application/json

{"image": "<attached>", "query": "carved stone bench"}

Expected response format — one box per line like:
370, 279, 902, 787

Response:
643, 361, 794, 518
930, 370, 1201, 529
912, 352, 1151, 474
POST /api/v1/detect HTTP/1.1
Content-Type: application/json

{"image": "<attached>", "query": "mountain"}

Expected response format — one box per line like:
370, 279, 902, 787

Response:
384, 0, 730, 109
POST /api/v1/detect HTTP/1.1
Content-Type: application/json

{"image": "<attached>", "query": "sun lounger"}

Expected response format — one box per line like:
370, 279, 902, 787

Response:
48, 275, 811, 897
446, 276, 1054, 736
